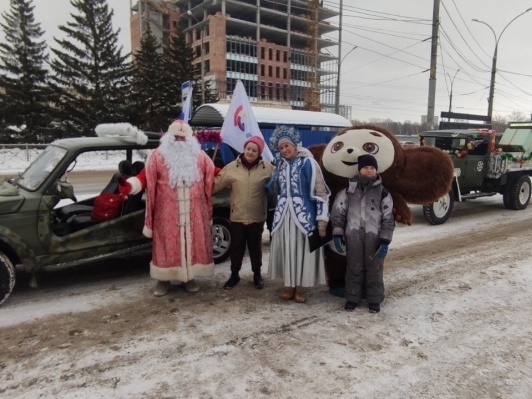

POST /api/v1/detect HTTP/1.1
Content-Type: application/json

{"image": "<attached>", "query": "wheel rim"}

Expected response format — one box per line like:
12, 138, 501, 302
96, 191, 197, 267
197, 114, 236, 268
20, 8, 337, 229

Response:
211, 223, 231, 260
519, 180, 531, 205
433, 193, 450, 218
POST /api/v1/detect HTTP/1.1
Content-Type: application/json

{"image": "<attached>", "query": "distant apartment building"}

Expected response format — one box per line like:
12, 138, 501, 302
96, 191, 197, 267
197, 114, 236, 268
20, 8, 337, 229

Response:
130, 0, 351, 119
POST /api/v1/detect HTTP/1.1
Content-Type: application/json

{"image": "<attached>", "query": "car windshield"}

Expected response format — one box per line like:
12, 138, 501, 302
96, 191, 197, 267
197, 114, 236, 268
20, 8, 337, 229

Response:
424, 136, 466, 152
16, 145, 68, 191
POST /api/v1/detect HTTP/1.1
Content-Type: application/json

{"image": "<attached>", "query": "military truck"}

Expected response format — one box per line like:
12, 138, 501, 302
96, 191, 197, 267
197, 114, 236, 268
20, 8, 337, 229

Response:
420, 122, 532, 225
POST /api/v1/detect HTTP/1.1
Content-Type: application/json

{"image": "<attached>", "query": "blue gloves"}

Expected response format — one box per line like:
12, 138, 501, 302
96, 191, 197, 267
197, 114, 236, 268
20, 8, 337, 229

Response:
333, 235, 345, 254
375, 243, 389, 258
333, 236, 389, 257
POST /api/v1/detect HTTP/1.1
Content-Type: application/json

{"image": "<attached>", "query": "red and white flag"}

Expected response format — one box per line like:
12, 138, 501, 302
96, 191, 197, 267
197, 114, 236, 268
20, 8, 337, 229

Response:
221, 80, 273, 162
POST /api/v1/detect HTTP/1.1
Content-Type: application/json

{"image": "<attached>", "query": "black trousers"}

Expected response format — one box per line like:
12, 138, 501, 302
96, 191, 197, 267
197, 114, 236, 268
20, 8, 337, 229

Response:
230, 222, 264, 274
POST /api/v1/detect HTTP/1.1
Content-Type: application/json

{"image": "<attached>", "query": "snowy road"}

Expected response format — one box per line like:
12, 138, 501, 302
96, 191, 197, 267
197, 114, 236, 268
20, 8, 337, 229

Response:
1, 196, 531, 399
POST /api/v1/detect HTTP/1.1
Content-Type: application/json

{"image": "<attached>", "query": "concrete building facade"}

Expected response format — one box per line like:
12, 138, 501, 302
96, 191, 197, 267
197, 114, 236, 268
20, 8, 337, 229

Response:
130, 0, 351, 118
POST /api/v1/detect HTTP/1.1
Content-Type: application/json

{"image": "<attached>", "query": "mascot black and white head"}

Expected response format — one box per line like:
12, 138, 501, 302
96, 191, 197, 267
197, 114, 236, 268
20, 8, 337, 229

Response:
323, 128, 397, 179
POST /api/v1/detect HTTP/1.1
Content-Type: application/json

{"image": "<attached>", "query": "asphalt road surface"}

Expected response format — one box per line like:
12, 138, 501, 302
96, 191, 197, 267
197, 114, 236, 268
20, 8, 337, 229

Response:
64, 170, 117, 195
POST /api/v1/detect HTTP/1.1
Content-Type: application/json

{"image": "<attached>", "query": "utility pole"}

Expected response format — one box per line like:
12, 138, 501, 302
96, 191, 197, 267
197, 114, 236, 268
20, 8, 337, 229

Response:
426, 0, 440, 129
334, 0, 343, 115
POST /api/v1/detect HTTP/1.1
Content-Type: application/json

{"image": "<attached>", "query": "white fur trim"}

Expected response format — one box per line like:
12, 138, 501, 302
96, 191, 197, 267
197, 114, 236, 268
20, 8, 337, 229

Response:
127, 176, 143, 195
143, 225, 153, 238
149, 261, 215, 282
168, 120, 193, 137
95, 123, 148, 145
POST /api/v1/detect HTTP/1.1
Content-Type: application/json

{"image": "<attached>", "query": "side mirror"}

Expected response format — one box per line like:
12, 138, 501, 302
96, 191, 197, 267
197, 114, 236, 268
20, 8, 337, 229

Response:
57, 181, 77, 202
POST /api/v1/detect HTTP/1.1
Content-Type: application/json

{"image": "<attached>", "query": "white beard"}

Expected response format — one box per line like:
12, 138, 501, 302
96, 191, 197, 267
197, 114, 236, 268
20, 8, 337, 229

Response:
158, 133, 201, 188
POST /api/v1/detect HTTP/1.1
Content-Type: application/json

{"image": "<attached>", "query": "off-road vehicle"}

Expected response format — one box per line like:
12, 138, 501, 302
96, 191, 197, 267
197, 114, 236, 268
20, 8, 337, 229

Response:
420, 123, 532, 225
0, 132, 231, 305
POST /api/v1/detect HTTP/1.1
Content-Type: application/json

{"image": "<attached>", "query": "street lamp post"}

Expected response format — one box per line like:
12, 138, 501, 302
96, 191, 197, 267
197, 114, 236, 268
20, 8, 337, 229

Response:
187, 10, 205, 104
472, 8, 532, 120
447, 69, 460, 117
334, 46, 357, 115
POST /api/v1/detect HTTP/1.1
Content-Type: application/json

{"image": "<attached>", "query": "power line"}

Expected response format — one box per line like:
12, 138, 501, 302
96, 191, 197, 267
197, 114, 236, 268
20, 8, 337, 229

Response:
440, 0, 491, 69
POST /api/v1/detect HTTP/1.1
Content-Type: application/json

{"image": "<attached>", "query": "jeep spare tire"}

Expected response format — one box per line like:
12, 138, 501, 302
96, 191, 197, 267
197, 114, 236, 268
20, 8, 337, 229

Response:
423, 190, 455, 225
0, 252, 15, 306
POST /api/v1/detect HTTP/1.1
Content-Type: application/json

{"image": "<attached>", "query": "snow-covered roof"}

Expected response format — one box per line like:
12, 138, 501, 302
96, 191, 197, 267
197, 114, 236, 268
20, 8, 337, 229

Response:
190, 103, 352, 128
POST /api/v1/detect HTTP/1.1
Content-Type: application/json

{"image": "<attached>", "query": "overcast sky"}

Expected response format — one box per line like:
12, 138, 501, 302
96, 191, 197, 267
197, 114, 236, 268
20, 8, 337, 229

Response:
0, 0, 531, 124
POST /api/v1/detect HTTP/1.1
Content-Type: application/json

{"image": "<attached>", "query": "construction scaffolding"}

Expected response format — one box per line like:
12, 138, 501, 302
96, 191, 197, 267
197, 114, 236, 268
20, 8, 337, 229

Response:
304, 0, 321, 112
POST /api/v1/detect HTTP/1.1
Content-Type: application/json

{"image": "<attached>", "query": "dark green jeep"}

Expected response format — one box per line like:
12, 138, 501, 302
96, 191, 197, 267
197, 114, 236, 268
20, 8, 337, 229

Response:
0, 134, 231, 305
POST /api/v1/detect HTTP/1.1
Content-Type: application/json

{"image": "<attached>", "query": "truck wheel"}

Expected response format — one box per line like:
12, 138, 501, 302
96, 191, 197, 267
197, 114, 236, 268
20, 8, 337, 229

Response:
212, 217, 232, 264
423, 191, 454, 225
504, 176, 531, 210
0, 252, 16, 306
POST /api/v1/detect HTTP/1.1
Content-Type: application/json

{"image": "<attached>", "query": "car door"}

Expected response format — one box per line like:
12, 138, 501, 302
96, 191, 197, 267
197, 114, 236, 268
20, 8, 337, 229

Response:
463, 138, 489, 190
39, 147, 129, 256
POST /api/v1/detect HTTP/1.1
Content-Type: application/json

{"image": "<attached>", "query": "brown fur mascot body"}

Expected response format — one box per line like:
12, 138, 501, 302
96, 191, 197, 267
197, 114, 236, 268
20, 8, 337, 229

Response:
309, 124, 454, 296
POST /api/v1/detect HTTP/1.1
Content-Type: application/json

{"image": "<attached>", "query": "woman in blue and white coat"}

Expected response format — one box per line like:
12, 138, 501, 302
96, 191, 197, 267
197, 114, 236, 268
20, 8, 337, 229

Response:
267, 131, 330, 303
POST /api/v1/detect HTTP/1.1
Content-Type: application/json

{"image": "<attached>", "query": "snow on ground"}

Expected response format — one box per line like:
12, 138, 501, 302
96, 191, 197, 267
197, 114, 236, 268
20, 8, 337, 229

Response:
1, 149, 532, 398
1, 195, 531, 399
0, 147, 140, 177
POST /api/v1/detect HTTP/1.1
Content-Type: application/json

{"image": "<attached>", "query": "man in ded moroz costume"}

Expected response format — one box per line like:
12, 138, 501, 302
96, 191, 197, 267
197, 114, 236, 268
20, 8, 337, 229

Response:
143, 120, 215, 296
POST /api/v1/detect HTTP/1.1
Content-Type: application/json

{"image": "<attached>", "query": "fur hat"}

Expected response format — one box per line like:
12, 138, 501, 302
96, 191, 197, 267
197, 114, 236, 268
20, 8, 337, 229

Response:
358, 154, 378, 171
167, 119, 193, 138
244, 136, 265, 154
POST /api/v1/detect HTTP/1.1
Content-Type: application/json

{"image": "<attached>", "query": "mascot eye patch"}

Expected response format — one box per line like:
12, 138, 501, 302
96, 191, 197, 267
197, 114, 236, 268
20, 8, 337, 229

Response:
331, 142, 344, 153
362, 143, 379, 154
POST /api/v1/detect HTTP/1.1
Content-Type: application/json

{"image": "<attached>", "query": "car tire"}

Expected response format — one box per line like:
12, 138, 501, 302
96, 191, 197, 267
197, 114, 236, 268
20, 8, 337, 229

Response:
504, 175, 531, 210
212, 216, 232, 264
423, 190, 455, 225
0, 252, 16, 306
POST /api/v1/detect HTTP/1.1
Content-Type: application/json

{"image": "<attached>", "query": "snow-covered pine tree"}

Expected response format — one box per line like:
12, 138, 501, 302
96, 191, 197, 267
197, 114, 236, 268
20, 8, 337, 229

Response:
50, 0, 131, 137
129, 26, 174, 133
0, 0, 52, 143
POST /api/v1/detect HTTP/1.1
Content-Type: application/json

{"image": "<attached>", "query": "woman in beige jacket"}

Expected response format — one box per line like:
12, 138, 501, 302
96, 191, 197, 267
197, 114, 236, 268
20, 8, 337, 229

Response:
213, 136, 275, 289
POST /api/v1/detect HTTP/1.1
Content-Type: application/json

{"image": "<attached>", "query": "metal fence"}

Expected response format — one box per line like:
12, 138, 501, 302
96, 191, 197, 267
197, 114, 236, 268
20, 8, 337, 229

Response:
0, 144, 48, 175
0, 144, 121, 176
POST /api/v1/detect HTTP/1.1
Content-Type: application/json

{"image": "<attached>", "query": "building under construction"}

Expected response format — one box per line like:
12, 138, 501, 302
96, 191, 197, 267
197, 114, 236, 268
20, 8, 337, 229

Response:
129, 0, 350, 119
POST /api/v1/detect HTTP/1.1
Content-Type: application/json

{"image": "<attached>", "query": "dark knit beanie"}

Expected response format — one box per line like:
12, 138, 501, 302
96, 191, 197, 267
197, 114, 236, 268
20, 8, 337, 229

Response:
357, 154, 378, 171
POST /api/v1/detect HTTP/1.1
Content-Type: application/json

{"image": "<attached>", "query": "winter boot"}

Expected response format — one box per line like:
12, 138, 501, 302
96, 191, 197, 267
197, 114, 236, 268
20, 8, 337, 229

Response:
253, 273, 264, 289
153, 280, 171, 297
368, 303, 381, 313
344, 301, 358, 311
223, 273, 240, 290
294, 286, 307, 303
183, 279, 200, 293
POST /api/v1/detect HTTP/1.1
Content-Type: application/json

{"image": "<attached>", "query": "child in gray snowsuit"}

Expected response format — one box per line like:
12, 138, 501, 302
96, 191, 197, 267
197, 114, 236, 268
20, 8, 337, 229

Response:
331, 154, 395, 313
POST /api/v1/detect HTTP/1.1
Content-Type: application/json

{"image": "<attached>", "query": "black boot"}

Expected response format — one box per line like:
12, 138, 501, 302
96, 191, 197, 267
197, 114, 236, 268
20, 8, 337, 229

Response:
253, 273, 264, 289
368, 303, 381, 313
344, 301, 357, 311
223, 273, 240, 290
